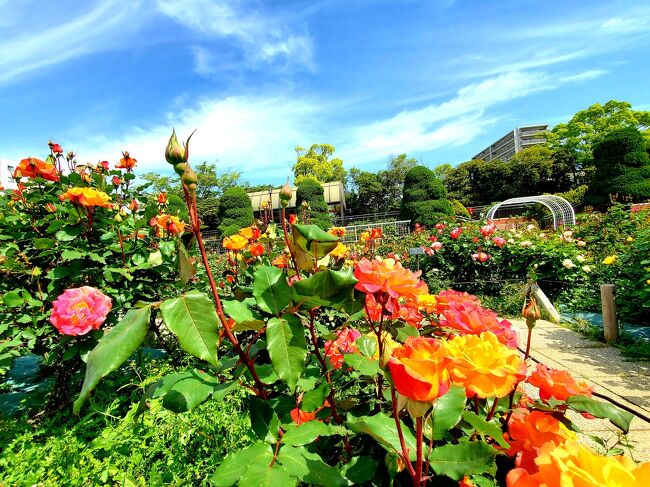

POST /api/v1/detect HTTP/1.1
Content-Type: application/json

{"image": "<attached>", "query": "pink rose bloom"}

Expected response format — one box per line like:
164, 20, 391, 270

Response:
479, 224, 496, 238
450, 227, 462, 239
492, 236, 506, 248
471, 251, 490, 262
50, 286, 112, 336
431, 241, 443, 251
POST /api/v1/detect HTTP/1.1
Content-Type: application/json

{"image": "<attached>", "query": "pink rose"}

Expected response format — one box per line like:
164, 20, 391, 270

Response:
431, 241, 443, 251
50, 286, 112, 336
471, 251, 490, 262
492, 236, 506, 248
450, 227, 462, 239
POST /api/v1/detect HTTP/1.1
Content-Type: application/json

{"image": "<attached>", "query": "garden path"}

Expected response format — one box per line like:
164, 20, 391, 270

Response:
510, 318, 650, 462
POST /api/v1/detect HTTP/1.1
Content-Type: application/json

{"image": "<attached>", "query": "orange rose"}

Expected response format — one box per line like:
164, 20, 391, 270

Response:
504, 409, 576, 473
527, 363, 593, 402
272, 254, 289, 269
354, 257, 428, 301
441, 302, 517, 348
416, 294, 438, 313
59, 187, 112, 208
388, 336, 451, 403
223, 234, 248, 251
149, 214, 185, 236
446, 332, 526, 398
328, 227, 346, 237
116, 151, 137, 170
13, 157, 60, 182
238, 226, 259, 240
249, 243, 264, 257
435, 289, 481, 312
506, 439, 650, 487
157, 192, 168, 204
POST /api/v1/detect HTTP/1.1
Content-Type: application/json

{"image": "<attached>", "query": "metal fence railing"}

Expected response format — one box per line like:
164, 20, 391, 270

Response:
340, 220, 411, 243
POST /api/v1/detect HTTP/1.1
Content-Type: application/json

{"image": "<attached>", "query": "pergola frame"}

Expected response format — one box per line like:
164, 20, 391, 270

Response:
485, 195, 576, 229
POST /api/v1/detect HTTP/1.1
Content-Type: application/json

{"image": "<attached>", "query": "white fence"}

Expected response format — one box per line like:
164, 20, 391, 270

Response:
340, 220, 411, 243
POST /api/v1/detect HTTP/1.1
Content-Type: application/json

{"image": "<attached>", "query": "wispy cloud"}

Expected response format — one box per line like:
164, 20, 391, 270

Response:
601, 16, 649, 33
0, 1, 148, 85
59, 93, 323, 182
156, 0, 315, 72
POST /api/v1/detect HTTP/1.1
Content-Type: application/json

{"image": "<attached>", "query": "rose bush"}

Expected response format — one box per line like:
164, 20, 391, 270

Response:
2, 133, 646, 485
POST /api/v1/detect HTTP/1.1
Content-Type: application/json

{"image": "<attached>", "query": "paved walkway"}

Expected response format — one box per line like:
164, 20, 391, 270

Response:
509, 318, 650, 462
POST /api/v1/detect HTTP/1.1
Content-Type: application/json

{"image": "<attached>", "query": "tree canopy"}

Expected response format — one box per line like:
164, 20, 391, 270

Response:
548, 100, 650, 165
293, 144, 346, 184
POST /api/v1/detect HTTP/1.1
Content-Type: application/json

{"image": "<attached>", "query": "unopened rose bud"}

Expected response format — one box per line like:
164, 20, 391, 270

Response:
114, 214, 123, 222
279, 177, 292, 208
165, 128, 195, 166
31, 267, 42, 277
173, 162, 188, 176
181, 167, 198, 186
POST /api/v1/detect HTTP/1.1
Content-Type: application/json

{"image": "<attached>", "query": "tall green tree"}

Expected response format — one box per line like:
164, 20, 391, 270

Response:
548, 100, 650, 165
293, 144, 346, 184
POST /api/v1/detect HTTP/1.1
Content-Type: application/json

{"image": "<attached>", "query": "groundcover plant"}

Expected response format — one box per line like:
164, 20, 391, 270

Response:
1, 132, 648, 486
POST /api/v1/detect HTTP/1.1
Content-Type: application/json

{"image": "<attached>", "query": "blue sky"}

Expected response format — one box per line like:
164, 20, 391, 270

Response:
1, 0, 649, 185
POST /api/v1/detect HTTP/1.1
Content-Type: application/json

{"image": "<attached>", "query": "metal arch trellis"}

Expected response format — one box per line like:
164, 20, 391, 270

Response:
485, 195, 576, 229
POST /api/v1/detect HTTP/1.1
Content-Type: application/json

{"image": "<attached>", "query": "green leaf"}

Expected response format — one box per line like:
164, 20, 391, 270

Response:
461, 411, 509, 448
253, 266, 291, 316
61, 249, 86, 261
33, 238, 56, 249
160, 291, 219, 368
55, 226, 81, 242
277, 445, 347, 487
281, 421, 331, 446
73, 307, 150, 414
343, 456, 379, 485
291, 268, 357, 310
2, 291, 24, 308
178, 239, 195, 285
567, 395, 634, 432
223, 298, 265, 331
88, 252, 106, 264
428, 442, 498, 481
250, 397, 281, 444
239, 462, 297, 487
427, 385, 467, 440
355, 336, 377, 358
346, 412, 417, 460
301, 381, 330, 412
159, 239, 176, 257
211, 443, 273, 487
159, 370, 230, 413
393, 323, 419, 342
147, 250, 163, 267
291, 224, 339, 258
344, 353, 380, 376
266, 316, 307, 392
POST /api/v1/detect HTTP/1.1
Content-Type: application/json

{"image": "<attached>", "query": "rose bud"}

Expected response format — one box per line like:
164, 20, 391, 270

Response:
279, 177, 292, 208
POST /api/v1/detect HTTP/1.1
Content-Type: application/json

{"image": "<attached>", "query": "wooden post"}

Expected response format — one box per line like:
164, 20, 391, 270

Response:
601, 284, 617, 342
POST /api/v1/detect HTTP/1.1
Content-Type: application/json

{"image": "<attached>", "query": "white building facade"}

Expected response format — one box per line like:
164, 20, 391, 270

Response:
0, 159, 18, 189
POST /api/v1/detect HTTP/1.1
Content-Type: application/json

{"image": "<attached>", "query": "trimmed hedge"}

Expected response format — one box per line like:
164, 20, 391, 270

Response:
400, 166, 453, 227
450, 198, 471, 218
295, 179, 332, 230
586, 128, 650, 207
216, 187, 254, 237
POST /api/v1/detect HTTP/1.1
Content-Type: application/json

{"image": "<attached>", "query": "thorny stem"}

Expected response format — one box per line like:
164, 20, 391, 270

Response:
524, 325, 533, 361
390, 385, 417, 479
486, 397, 499, 422
182, 185, 268, 398
414, 417, 423, 486
310, 315, 344, 425
504, 325, 534, 429
280, 207, 301, 278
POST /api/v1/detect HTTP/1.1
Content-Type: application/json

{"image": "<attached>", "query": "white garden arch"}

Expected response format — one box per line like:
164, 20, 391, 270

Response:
485, 195, 576, 229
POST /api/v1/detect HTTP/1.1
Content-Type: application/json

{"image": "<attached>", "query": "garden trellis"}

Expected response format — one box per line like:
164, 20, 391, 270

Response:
485, 195, 576, 229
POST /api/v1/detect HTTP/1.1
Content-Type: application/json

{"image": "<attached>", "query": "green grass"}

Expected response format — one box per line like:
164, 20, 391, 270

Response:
0, 358, 253, 486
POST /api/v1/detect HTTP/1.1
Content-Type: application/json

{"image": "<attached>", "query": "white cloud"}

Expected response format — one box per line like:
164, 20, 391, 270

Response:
156, 0, 314, 71
191, 46, 217, 76
0, 1, 147, 84
601, 17, 649, 33
63, 94, 323, 182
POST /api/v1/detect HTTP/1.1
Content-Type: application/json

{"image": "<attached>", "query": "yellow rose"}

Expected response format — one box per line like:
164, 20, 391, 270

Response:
602, 255, 617, 265
329, 242, 349, 259
223, 235, 248, 251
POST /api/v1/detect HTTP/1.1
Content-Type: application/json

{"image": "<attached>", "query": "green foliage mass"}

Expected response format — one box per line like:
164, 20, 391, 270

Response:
0, 360, 253, 485
400, 165, 452, 227
450, 199, 471, 218
216, 187, 254, 237
586, 127, 650, 207
295, 179, 332, 230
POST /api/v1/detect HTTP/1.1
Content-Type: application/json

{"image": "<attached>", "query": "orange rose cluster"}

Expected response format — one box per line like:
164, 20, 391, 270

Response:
149, 214, 185, 237
222, 226, 265, 257
13, 157, 60, 182
388, 332, 526, 404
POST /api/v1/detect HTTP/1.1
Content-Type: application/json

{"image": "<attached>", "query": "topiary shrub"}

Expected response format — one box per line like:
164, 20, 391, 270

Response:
295, 179, 332, 230
450, 198, 471, 218
585, 128, 650, 207
216, 187, 254, 237
400, 166, 453, 227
